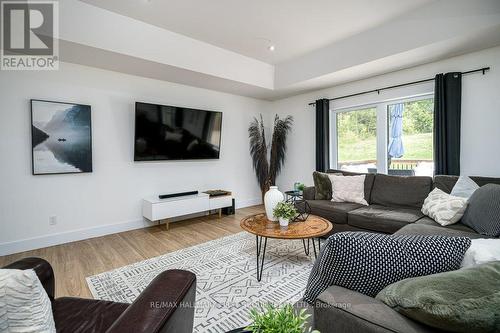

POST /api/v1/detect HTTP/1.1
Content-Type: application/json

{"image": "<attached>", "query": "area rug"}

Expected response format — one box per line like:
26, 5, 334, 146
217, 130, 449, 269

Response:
86, 232, 315, 333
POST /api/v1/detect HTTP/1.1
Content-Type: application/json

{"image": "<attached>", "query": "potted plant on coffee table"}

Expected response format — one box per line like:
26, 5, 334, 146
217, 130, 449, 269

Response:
241, 303, 319, 333
273, 201, 298, 227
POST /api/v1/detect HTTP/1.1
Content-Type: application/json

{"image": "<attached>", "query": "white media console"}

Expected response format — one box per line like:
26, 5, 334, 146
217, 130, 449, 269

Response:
142, 192, 234, 230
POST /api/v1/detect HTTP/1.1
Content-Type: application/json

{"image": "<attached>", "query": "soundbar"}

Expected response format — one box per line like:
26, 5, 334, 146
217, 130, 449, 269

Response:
159, 190, 199, 199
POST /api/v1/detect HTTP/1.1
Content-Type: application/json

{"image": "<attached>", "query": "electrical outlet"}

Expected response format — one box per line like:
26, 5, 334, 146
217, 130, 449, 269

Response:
49, 216, 57, 226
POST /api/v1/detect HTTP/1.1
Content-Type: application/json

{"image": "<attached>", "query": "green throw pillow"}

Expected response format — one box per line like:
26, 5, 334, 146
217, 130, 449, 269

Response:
376, 261, 500, 333
312, 171, 332, 200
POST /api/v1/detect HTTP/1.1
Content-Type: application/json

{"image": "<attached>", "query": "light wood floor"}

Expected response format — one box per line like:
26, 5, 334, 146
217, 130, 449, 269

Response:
0, 205, 264, 299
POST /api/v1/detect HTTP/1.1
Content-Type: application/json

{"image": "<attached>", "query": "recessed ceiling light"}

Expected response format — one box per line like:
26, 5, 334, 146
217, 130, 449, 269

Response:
256, 37, 275, 52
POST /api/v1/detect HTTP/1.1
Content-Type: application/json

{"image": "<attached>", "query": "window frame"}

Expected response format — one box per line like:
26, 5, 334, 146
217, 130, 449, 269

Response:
330, 93, 434, 174
330, 104, 378, 172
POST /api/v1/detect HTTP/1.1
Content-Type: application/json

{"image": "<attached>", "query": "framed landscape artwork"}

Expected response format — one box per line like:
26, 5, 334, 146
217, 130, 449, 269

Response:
31, 99, 93, 175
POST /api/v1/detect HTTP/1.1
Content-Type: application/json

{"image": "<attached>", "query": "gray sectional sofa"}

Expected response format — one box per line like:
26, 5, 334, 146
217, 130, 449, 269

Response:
302, 170, 500, 333
304, 169, 500, 239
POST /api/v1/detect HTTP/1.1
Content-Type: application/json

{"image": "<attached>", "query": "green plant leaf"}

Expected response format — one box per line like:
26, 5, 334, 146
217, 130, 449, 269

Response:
245, 303, 319, 333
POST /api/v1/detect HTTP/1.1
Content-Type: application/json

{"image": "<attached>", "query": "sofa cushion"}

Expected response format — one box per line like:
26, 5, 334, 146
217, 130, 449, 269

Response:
303, 232, 471, 302
329, 174, 369, 206
347, 205, 424, 234
0, 269, 56, 333
53, 297, 129, 333
327, 169, 375, 202
462, 239, 500, 268
434, 175, 500, 193
376, 261, 500, 333
303, 186, 316, 200
371, 174, 432, 208
315, 286, 437, 333
433, 175, 460, 193
415, 217, 478, 234
450, 176, 480, 199
395, 223, 484, 239
307, 200, 363, 224
313, 171, 334, 200
461, 184, 500, 237
421, 188, 468, 226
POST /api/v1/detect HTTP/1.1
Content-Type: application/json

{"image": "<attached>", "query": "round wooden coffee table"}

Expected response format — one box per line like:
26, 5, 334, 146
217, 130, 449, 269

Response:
240, 213, 332, 281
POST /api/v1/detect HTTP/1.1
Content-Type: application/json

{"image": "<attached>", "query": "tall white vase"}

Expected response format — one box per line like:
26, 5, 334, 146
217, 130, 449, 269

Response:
264, 186, 284, 221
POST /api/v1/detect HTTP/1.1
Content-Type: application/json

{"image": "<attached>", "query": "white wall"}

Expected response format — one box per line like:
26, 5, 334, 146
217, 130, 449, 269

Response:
271, 46, 500, 191
0, 62, 268, 255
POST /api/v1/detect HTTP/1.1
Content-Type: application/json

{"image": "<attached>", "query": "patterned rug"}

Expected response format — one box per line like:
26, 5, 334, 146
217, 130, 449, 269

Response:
86, 232, 315, 333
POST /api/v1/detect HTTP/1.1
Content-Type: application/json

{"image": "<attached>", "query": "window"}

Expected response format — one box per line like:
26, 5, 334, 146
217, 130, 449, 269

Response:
387, 99, 434, 176
332, 95, 434, 176
336, 107, 377, 173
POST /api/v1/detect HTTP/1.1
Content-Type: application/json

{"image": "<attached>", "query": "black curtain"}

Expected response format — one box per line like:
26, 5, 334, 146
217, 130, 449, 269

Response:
434, 72, 462, 176
315, 99, 330, 172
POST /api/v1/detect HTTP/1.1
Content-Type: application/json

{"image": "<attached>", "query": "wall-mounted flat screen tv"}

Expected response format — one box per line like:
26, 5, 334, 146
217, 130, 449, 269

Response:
134, 102, 222, 161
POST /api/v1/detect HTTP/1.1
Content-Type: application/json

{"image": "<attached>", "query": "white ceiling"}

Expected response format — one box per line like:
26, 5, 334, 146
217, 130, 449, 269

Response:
59, 0, 500, 100
80, 0, 434, 64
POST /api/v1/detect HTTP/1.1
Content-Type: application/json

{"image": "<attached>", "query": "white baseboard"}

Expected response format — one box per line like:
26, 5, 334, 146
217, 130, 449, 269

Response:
0, 219, 148, 256
0, 197, 262, 256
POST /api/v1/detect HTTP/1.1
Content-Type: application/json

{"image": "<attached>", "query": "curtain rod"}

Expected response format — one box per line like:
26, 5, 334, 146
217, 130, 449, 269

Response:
308, 67, 490, 106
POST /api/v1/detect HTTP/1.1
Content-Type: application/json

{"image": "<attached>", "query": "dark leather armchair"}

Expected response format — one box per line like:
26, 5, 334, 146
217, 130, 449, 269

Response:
3, 257, 196, 333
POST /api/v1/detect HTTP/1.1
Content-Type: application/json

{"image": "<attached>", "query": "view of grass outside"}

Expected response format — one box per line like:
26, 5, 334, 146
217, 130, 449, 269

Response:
336, 99, 434, 175
337, 107, 377, 163
338, 132, 433, 162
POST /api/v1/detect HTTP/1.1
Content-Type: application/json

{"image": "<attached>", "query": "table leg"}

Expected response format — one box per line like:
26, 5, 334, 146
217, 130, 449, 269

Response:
311, 238, 322, 259
302, 239, 310, 256
256, 235, 267, 282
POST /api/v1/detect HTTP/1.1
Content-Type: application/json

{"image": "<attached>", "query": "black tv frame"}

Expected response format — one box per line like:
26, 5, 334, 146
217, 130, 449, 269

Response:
133, 101, 223, 162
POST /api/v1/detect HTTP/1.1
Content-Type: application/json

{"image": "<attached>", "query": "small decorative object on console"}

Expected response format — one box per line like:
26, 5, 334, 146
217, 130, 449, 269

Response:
203, 190, 232, 197
273, 201, 298, 227
264, 186, 284, 221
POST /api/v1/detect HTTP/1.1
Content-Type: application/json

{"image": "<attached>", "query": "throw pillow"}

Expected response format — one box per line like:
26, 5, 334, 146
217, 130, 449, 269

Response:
450, 176, 480, 199
462, 238, 500, 268
312, 171, 335, 200
376, 261, 500, 333
421, 188, 468, 226
461, 184, 500, 237
303, 232, 470, 303
0, 269, 56, 333
328, 174, 368, 206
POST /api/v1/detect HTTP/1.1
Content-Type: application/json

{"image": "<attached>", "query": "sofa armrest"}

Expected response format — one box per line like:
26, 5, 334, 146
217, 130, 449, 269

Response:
2, 257, 55, 302
303, 186, 315, 200
314, 286, 437, 333
106, 269, 196, 333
